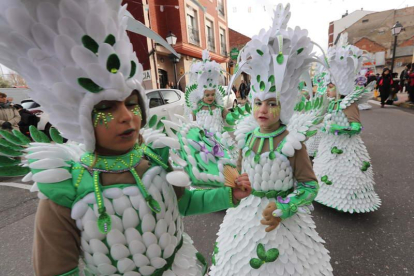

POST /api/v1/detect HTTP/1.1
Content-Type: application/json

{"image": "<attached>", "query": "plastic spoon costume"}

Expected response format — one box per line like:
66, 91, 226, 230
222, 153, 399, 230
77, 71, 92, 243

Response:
210, 4, 333, 276
185, 50, 227, 135
313, 44, 381, 213
0, 1, 240, 275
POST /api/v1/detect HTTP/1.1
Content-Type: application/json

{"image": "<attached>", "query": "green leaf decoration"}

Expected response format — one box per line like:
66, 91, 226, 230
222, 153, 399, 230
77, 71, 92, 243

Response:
237, 106, 244, 116
305, 101, 312, 111
148, 115, 158, 128
297, 48, 304, 54
331, 146, 343, 155
361, 161, 371, 172
256, 49, 264, 56
245, 149, 252, 157
249, 258, 263, 269
340, 56, 344, 60
252, 85, 256, 92
269, 151, 276, 160
12, 130, 30, 145
82, 35, 99, 54
321, 175, 332, 185
256, 75, 261, 83
314, 97, 320, 109
156, 120, 164, 130
97, 213, 112, 234
223, 126, 235, 132
196, 252, 207, 266
0, 165, 30, 177
298, 101, 305, 111
50, 127, 64, 144
245, 103, 251, 113
0, 130, 24, 145
0, 145, 21, 157
260, 81, 265, 91
29, 125, 50, 143
78, 78, 104, 93
257, 243, 266, 261
0, 138, 22, 151
231, 112, 240, 119
265, 248, 280, 263
268, 75, 275, 84
306, 130, 317, 137
0, 155, 19, 167
107, 54, 121, 74
104, 34, 116, 46
129, 61, 137, 78
276, 53, 284, 64
254, 154, 260, 163
269, 85, 276, 92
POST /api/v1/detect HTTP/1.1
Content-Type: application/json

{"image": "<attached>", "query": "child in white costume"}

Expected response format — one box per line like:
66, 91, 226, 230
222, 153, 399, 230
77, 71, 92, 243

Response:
313, 45, 381, 213
0, 1, 252, 275
186, 50, 229, 135
210, 4, 333, 276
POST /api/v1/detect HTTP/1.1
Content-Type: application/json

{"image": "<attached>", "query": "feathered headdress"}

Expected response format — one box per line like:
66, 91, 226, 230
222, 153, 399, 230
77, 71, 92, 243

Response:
0, 0, 145, 151
231, 3, 317, 124
185, 49, 225, 110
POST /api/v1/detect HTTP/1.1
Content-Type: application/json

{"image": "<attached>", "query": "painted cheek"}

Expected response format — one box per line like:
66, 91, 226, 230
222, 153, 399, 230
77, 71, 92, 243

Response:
269, 106, 280, 118
92, 110, 114, 128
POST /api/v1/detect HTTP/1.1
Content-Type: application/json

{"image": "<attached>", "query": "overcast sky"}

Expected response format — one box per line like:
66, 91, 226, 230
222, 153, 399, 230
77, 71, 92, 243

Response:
227, 0, 414, 53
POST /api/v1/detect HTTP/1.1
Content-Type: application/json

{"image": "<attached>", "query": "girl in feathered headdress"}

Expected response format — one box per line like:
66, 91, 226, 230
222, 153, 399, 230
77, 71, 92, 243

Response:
209, 4, 333, 276
0, 1, 251, 275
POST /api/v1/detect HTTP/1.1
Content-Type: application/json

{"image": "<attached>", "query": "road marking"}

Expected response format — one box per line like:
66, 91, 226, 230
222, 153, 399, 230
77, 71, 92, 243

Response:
0, 182, 32, 190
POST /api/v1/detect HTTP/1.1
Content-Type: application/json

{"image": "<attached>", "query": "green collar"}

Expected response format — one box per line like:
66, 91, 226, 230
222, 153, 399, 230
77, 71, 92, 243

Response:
195, 101, 223, 115
245, 125, 287, 163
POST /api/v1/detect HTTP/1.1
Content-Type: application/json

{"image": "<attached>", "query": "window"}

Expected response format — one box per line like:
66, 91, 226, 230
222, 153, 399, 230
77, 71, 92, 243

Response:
161, 90, 180, 105
22, 101, 40, 109
220, 28, 226, 56
147, 91, 164, 108
206, 19, 215, 52
187, 7, 200, 45
218, 0, 225, 17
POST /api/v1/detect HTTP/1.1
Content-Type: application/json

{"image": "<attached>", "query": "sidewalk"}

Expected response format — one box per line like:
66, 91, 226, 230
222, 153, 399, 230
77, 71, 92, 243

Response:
375, 92, 414, 109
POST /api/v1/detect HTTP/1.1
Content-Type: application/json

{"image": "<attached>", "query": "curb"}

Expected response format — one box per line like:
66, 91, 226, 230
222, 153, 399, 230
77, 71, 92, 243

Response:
374, 97, 414, 110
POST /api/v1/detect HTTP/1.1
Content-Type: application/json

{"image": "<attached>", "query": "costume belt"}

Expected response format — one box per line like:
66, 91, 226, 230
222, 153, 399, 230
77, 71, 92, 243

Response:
251, 188, 294, 199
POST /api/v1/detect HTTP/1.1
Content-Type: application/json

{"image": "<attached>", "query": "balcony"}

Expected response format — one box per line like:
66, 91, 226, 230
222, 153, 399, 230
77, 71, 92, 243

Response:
220, 43, 227, 56
218, 4, 225, 17
207, 36, 215, 52
188, 26, 200, 45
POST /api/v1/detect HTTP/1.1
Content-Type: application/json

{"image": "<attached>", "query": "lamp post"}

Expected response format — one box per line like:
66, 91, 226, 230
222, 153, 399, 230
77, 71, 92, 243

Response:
390, 21, 403, 73
166, 31, 179, 89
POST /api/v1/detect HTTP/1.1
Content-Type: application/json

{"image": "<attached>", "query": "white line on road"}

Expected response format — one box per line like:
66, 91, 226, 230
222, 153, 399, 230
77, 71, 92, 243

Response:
0, 182, 32, 190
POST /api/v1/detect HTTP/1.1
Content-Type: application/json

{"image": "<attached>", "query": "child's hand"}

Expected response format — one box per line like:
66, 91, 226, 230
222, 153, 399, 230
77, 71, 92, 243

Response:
232, 173, 252, 204
261, 202, 282, 232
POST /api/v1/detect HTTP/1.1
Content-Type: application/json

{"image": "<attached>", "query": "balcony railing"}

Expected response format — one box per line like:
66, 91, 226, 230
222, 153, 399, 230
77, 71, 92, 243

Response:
207, 36, 215, 52
218, 4, 225, 17
188, 26, 200, 45
220, 43, 227, 56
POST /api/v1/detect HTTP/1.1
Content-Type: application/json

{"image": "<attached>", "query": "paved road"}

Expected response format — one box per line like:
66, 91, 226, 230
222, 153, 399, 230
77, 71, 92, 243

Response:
1, 101, 413, 276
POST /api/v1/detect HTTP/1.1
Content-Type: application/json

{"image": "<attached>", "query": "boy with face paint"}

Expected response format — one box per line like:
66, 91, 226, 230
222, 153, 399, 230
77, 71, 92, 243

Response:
209, 4, 332, 276
0, 1, 252, 275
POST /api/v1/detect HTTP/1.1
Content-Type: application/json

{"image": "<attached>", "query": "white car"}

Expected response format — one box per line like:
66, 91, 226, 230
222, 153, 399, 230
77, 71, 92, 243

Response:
221, 86, 238, 110
145, 89, 185, 123
21, 99, 50, 132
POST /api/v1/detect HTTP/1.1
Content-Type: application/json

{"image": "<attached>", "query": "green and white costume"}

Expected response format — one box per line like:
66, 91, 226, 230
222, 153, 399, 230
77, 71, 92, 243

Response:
210, 4, 332, 276
0, 1, 237, 275
313, 44, 381, 213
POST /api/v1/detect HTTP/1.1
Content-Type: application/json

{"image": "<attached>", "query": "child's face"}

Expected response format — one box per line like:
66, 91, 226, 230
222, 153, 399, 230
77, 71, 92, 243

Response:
253, 97, 281, 129
203, 89, 215, 104
93, 91, 142, 155
327, 84, 337, 98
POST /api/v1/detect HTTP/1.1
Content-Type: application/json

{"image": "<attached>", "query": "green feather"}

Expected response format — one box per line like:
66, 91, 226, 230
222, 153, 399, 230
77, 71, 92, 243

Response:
257, 244, 266, 261
12, 130, 31, 145
107, 54, 121, 74
0, 130, 24, 145
148, 115, 158, 128
29, 126, 50, 143
129, 61, 137, 78
78, 78, 104, 93
265, 248, 279, 262
0, 145, 21, 157
104, 34, 116, 46
82, 35, 99, 53
249, 258, 263, 269
0, 165, 30, 177
50, 128, 64, 144
0, 138, 23, 151
0, 155, 19, 167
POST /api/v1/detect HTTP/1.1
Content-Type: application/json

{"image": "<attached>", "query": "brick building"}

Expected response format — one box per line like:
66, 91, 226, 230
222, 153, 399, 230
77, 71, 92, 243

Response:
123, 0, 230, 90
228, 28, 251, 88
330, 6, 414, 74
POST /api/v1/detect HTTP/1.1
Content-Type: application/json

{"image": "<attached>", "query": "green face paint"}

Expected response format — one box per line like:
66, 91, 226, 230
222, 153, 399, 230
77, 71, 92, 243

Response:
269, 106, 281, 118
92, 109, 114, 128
132, 105, 142, 118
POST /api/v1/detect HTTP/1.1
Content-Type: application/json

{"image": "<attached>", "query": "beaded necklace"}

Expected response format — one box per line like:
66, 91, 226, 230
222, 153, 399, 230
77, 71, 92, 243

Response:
245, 125, 287, 163
81, 144, 166, 234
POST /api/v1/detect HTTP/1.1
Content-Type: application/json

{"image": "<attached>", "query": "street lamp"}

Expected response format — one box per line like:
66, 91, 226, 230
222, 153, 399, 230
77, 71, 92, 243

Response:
390, 21, 403, 73
166, 31, 179, 89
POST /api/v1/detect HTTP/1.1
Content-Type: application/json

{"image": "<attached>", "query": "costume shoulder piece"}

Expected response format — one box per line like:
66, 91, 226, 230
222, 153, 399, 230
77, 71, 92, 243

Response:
340, 81, 376, 110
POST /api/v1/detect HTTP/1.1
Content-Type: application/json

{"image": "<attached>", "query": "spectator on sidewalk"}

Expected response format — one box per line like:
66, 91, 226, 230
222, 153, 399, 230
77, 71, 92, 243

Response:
366, 72, 377, 86
400, 64, 410, 93
239, 79, 247, 100
0, 92, 21, 131
13, 103, 38, 136
408, 64, 414, 103
377, 68, 393, 108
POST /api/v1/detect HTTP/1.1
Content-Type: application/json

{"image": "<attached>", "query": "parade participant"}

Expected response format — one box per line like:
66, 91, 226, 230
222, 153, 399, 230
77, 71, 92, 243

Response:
377, 68, 393, 108
313, 44, 381, 213
185, 50, 229, 136
0, 92, 20, 131
210, 4, 333, 276
0, 1, 251, 275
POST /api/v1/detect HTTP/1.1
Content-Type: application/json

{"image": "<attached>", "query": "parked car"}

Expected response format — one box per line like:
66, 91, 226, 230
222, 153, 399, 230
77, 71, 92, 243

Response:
20, 99, 50, 133
145, 89, 185, 123
221, 86, 238, 110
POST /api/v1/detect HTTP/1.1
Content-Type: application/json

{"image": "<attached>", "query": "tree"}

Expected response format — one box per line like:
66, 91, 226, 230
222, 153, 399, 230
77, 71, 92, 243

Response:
0, 76, 12, 88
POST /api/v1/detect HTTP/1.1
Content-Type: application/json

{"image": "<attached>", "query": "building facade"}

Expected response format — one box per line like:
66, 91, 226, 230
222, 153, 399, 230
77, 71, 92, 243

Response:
228, 28, 251, 88
124, 0, 230, 90
331, 6, 414, 74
